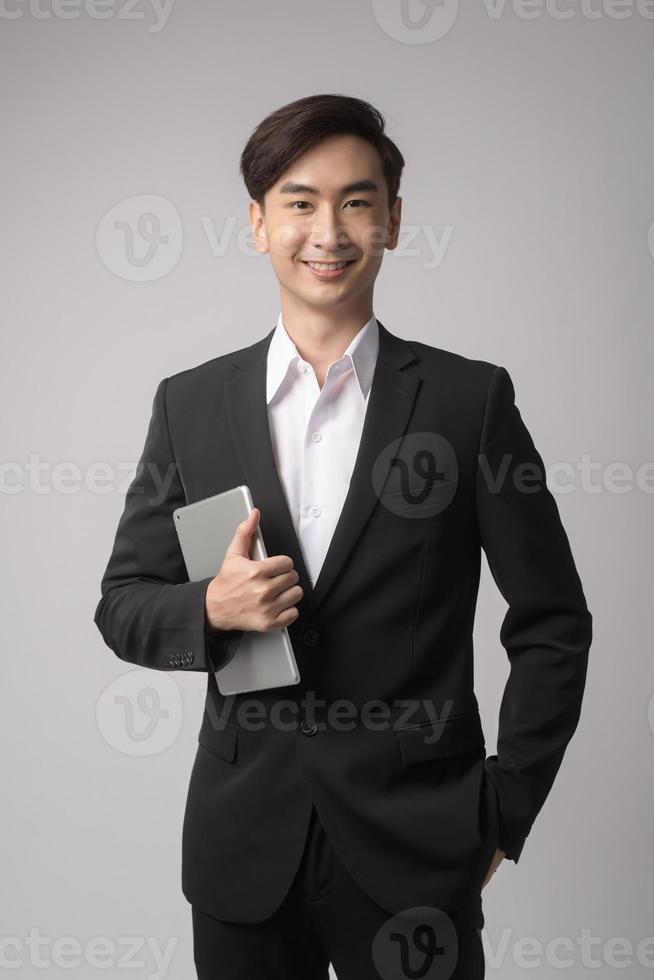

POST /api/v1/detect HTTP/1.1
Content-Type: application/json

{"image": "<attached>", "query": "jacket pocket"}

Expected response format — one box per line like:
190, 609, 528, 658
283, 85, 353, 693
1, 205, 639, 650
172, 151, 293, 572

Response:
394, 712, 485, 766
198, 712, 238, 763
376, 479, 458, 517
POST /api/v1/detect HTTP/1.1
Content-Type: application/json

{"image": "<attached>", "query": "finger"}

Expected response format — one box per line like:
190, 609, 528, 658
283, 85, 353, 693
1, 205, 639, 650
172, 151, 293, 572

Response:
268, 584, 304, 618
255, 553, 296, 579
266, 569, 301, 598
226, 508, 260, 558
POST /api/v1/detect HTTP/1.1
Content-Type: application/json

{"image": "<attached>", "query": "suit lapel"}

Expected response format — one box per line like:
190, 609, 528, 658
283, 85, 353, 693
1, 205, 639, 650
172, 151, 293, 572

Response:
223, 319, 420, 620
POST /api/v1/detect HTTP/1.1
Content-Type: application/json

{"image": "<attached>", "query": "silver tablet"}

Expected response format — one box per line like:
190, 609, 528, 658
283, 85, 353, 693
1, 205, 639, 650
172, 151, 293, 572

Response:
173, 485, 300, 695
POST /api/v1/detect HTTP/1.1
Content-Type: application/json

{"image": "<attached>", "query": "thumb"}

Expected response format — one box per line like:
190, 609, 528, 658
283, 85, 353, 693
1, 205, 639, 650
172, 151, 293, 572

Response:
226, 507, 260, 559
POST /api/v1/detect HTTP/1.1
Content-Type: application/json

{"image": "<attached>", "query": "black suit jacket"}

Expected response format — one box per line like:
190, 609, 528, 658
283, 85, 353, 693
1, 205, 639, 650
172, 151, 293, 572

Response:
93, 320, 592, 922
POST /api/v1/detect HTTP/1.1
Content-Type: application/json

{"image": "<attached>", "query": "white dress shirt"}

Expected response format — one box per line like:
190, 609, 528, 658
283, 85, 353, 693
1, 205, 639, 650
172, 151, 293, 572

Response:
266, 313, 380, 587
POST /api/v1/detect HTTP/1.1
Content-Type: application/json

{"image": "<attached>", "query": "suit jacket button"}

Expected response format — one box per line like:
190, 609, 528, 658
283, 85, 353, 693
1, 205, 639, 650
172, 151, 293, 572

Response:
299, 718, 318, 736
302, 629, 319, 647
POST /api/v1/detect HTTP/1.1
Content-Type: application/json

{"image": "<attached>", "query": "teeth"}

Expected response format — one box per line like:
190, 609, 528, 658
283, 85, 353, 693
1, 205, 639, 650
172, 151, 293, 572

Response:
306, 261, 350, 270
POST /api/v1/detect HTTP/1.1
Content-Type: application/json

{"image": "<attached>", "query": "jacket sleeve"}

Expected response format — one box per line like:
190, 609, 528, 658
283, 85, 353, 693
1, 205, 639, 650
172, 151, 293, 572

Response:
475, 365, 592, 863
93, 377, 241, 672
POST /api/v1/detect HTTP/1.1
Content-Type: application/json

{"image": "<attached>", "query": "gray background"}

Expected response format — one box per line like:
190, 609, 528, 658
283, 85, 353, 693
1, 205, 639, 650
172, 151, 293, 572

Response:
2, 1, 653, 977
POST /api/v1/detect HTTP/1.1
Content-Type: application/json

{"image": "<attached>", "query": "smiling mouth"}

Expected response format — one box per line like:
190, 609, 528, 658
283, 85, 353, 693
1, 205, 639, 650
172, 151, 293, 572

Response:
301, 259, 357, 269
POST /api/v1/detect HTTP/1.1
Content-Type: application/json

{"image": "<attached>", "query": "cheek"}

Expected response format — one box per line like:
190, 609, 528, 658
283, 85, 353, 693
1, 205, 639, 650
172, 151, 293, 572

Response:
358, 219, 391, 257
355, 252, 383, 280
267, 223, 305, 259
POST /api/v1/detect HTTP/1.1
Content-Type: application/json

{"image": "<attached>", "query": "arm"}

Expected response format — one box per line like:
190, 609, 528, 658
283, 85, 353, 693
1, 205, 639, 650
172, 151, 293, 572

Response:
475, 365, 592, 863
93, 377, 241, 672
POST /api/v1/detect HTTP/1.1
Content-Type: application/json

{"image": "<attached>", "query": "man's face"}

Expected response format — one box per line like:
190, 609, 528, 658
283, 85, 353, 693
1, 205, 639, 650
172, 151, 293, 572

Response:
249, 134, 401, 313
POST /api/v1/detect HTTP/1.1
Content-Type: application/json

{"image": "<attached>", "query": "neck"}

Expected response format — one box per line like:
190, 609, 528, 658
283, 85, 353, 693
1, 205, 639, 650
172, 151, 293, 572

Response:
279, 295, 373, 378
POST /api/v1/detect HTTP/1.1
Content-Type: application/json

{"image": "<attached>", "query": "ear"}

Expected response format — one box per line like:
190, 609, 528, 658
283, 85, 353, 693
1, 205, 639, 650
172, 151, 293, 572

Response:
386, 195, 402, 251
249, 200, 269, 255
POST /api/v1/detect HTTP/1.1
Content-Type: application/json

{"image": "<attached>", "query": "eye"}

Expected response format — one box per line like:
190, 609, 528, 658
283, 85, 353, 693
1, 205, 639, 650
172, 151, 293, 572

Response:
288, 199, 371, 211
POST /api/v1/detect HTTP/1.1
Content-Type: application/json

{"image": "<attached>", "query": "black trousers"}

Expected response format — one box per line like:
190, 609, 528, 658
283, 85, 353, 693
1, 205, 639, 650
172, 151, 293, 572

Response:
192, 804, 485, 979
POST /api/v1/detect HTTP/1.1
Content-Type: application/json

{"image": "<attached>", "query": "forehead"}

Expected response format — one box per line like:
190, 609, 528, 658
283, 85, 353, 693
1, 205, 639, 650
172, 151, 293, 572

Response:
272, 134, 384, 193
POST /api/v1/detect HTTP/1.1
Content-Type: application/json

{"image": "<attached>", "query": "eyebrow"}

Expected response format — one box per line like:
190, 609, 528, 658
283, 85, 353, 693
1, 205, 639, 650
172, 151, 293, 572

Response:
278, 179, 379, 196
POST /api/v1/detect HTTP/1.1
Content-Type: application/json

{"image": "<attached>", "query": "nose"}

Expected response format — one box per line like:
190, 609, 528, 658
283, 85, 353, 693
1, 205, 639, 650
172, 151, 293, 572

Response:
307, 206, 351, 254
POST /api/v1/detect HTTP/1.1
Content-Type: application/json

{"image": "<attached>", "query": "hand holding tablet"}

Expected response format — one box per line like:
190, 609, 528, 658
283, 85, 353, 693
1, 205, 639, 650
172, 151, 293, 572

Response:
173, 486, 301, 695
204, 507, 303, 633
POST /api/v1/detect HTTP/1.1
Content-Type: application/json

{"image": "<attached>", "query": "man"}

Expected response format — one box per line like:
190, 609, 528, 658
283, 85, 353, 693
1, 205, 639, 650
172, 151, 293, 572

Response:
94, 94, 592, 979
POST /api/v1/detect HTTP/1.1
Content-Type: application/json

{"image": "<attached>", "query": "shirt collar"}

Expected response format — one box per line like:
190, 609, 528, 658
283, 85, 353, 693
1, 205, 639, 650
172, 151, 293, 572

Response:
266, 313, 379, 405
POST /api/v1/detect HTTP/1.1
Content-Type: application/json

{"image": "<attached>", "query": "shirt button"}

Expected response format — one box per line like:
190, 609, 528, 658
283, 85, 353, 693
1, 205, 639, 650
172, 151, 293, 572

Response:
310, 506, 321, 518
311, 431, 322, 442
299, 719, 318, 736
302, 628, 320, 647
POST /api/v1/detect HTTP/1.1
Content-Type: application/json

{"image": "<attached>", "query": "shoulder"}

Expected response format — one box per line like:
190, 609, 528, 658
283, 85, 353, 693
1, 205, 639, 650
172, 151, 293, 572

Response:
160, 332, 270, 409
166, 339, 256, 388
403, 336, 503, 398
